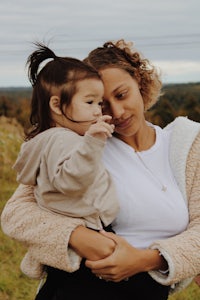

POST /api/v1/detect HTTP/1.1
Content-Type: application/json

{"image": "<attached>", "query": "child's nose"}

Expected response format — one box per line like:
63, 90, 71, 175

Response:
94, 106, 102, 116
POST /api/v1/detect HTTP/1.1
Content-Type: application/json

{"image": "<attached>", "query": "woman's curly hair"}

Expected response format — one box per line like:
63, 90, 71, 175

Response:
84, 39, 162, 110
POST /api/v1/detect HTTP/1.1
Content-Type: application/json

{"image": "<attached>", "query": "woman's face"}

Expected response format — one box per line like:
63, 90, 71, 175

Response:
100, 68, 145, 139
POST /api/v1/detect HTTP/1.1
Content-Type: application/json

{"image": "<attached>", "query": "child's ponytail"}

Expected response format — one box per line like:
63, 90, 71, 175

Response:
26, 42, 57, 86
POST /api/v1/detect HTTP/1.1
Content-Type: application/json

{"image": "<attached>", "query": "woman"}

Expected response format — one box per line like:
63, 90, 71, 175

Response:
1, 39, 200, 300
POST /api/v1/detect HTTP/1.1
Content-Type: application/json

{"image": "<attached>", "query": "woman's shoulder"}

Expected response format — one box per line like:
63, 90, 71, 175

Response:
164, 117, 200, 145
164, 116, 200, 132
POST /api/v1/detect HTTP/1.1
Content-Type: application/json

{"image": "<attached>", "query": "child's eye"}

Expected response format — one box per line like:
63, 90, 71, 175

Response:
98, 101, 103, 106
86, 100, 93, 104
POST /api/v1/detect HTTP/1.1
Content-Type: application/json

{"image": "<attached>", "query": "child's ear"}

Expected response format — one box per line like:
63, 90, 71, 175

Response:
49, 96, 62, 115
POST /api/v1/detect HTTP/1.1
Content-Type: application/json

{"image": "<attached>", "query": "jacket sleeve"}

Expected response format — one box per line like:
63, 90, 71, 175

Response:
149, 133, 200, 292
1, 184, 86, 278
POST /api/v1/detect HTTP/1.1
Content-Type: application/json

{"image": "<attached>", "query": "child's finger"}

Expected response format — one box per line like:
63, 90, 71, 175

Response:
98, 115, 112, 123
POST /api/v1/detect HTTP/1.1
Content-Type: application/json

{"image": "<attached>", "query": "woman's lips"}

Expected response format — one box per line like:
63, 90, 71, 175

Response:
115, 116, 132, 129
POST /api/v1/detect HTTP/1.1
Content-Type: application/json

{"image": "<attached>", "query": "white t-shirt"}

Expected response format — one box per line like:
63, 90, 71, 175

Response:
103, 124, 189, 248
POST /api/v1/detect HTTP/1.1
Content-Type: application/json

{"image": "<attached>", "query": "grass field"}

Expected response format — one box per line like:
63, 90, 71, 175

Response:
0, 117, 200, 299
0, 120, 39, 299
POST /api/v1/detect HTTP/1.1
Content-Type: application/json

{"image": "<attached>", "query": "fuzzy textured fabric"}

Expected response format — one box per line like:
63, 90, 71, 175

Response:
149, 117, 200, 293
1, 184, 85, 278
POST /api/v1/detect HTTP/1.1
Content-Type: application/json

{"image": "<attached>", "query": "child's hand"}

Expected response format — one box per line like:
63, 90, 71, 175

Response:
86, 115, 115, 141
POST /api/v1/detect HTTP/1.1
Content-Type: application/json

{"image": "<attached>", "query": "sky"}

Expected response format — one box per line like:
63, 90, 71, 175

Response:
0, 0, 200, 87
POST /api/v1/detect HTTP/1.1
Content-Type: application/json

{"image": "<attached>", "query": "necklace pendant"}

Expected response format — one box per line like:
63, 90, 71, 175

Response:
162, 186, 167, 192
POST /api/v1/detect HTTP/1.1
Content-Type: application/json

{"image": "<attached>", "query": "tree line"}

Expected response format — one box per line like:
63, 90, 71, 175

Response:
0, 82, 200, 129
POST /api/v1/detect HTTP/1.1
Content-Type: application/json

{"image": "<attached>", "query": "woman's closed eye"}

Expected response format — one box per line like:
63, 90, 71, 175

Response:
116, 90, 128, 100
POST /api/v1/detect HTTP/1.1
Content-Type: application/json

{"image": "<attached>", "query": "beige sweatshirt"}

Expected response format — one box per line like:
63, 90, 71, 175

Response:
13, 127, 119, 230
1, 117, 200, 294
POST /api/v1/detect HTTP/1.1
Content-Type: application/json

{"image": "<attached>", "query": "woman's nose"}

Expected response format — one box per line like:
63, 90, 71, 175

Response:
110, 103, 124, 119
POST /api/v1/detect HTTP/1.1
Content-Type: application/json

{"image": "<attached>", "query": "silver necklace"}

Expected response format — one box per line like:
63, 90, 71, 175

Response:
134, 150, 167, 192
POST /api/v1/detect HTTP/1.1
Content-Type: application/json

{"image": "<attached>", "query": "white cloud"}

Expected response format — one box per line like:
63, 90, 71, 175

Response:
0, 0, 200, 86
155, 60, 200, 83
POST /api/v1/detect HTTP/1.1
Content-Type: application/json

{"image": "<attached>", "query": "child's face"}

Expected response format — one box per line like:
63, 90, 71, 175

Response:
64, 78, 104, 135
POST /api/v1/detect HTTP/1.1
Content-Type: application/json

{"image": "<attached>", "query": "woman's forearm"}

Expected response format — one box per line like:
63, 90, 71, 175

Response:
140, 248, 168, 272
85, 231, 168, 282
1, 184, 116, 277
69, 226, 116, 260
1, 184, 85, 273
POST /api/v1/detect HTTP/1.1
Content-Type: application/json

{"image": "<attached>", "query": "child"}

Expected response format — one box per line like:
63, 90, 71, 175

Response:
13, 43, 119, 278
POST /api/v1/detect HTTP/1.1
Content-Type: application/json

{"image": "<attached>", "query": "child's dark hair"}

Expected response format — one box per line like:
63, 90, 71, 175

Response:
25, 42, 101, 140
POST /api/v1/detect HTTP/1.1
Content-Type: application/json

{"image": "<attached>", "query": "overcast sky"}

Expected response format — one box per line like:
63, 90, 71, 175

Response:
0, 0, 200, 87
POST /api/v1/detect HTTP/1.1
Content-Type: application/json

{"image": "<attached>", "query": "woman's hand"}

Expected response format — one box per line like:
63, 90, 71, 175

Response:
85, 231, 166, 282
69, 226, 116, 261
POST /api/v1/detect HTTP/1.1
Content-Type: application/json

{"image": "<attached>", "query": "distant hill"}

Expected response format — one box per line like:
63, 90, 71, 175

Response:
0, 86, 31, 99
0, 82, 200, 128
1, 82, 200, 102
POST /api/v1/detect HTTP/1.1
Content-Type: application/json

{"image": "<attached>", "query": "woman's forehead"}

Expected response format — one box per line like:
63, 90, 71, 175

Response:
100, 68, 132, 90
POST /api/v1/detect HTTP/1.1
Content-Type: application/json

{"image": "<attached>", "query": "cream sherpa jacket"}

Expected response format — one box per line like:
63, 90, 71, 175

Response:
149, 117, 200, 293
1, 117, 200, 294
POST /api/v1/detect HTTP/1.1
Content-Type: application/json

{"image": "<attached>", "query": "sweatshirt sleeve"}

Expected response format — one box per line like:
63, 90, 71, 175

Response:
45, 132, 105, 194
149, 133, 200, 292
1, 184, 86, 277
